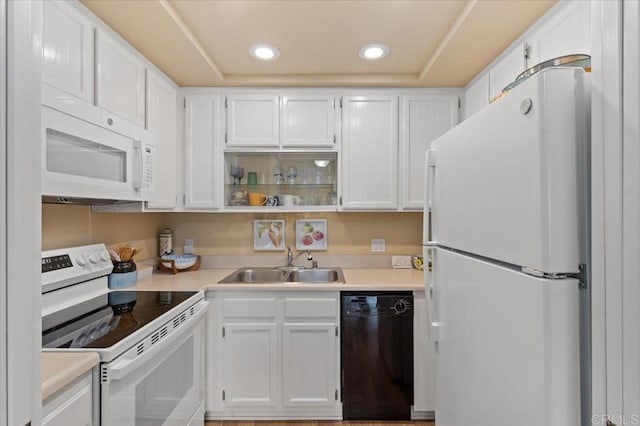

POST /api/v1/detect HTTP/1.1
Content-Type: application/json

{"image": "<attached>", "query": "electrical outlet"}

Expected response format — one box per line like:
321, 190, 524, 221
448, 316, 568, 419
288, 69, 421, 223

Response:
371, 238, 386, 253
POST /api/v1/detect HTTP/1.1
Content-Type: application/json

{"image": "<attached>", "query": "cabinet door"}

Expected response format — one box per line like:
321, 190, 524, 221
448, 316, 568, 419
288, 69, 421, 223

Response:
222, 322, 279, 407
400, 95, 458, 210
96, 30, 145, 127
42, 0, 94, 103
341, 95, 398, 210
489, 44, 526, 101
463, 73, 489, 120
528, 1, 590, 65
281, 95, 337, 147
185, 95, 221, 209
413, 291, 435, 413
282, 323, 338, 407
42, 373, 93, 426
145, 70, 177, 209
226, 95, 279, 147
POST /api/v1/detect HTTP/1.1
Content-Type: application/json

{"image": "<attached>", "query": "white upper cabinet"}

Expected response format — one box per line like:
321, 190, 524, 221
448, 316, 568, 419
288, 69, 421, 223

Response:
42, 0, 94, 104
225, 94, 280, 147
145, 70, 177, 209
281, 95, 337, 147
528, 0, 590, 65
463, 73, 489, 120
96, 30, 145, 127
184, 94, 221, 209
341, 95, 399, 210
484, 1, 590, 107
400, 95, 458, 210
489, 43, 526, 101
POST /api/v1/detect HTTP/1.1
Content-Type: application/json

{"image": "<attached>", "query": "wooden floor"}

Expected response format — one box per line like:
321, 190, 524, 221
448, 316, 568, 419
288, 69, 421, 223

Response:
206, 421, 435, 425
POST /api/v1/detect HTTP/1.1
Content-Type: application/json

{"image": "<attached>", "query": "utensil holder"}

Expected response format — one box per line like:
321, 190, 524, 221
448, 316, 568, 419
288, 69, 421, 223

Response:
108, 261, 138, 289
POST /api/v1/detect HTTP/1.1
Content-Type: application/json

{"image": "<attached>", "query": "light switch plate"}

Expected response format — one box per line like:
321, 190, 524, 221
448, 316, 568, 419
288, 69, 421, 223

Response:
371, 238, 386, 253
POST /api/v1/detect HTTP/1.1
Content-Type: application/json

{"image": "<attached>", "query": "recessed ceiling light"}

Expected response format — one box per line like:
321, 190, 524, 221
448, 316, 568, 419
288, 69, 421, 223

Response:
249, 44, 280, 61
359, 43, 389, 61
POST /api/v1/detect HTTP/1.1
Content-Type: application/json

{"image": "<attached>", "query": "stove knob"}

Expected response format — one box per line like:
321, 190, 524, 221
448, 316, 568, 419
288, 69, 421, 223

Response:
76, 334, 88, 346
99, 252, 108, 262
88, 328, 100, 339
75, 255, 86, 267
88, 254, 97, 264
98, 323, 110, 334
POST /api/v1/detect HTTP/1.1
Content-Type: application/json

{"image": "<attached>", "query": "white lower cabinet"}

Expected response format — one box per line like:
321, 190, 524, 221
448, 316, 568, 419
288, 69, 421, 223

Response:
282, 322, 338, 407
223, 322, 279, 407
413, 290, 435, 415
42, 370, 96, 426
206, 291, 341, 419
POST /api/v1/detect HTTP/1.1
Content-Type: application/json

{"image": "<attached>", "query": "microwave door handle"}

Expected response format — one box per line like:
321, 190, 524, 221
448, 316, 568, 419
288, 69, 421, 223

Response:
104, 302, 208, 381
132, 139, 143, 191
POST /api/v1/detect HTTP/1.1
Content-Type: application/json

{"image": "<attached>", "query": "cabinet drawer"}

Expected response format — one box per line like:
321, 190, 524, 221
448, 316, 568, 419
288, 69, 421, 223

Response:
222, 298, 277, 319
284, 298, 337, 319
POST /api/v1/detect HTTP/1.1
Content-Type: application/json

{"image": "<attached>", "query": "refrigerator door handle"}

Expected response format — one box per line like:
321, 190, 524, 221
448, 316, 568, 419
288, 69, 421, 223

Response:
424, 246, 442, 342
425, 149, 437, 244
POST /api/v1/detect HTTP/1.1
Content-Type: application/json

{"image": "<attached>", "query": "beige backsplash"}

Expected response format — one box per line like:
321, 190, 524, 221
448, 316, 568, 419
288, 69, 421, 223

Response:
42, 204, 164, 260
42, 205, 423, 261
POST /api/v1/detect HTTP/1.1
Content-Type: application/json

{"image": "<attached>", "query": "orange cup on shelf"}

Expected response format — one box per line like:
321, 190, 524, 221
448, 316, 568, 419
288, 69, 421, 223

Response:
248, 193, 267, 206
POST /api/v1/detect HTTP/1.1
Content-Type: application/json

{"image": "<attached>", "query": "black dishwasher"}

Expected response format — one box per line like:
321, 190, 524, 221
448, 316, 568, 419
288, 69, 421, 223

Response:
341, 292, 413, 420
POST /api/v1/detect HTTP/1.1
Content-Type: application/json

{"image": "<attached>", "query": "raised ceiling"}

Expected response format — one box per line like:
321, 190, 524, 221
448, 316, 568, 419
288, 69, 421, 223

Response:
81, 0, 555, 87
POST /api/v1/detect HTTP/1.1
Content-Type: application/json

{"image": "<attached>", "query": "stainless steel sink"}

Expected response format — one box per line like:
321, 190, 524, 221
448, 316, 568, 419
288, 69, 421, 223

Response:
287, 269, 342, 283
218, 267, 345, 284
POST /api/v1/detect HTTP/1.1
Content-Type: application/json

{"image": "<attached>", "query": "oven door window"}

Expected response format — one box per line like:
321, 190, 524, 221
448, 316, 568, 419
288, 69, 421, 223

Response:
102, 321, 204, 426
46, 128, 127, 183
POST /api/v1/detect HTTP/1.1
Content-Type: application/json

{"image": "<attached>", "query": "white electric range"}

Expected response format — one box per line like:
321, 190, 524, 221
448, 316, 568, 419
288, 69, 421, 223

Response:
41, 243, 208, 426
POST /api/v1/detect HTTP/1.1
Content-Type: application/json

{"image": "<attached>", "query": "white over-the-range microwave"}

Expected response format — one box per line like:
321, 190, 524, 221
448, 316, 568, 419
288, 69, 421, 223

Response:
42, 105, 155, 203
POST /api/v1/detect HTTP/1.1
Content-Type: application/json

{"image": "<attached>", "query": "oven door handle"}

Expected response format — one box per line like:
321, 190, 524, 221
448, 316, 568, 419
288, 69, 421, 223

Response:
106, 301, 208, 381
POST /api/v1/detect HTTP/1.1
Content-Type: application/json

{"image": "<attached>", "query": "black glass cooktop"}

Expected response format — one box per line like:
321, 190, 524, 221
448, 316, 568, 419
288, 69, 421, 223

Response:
42, 291, 198, 349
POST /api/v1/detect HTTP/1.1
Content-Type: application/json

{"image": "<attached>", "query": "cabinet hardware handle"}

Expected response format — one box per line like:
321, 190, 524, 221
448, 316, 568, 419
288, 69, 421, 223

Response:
335, 389, 338, 400
335, 326, 338, 337
333, 134, 336, 144
222, 326, 225, 338
222, 390, 226, 401
107, 118, 113, 126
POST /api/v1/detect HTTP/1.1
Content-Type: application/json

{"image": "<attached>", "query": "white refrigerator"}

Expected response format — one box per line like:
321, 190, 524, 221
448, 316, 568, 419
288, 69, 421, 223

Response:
424, 67, 589, 426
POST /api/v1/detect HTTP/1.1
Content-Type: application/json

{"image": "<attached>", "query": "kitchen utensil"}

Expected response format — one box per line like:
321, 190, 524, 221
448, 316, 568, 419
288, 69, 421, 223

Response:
274, 166, 284, 185
230, 165, 240, 185
266, 195, 279, 206
108, 249, 121, 262
286, 166, 298, 185
247, 172, 258, 185
118, 246, 133, 262
248, 193, 267, 206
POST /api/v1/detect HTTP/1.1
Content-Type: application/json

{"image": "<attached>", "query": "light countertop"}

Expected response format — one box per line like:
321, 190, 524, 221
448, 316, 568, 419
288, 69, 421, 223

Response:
133, 268, 425, 292
41, 267, 424, 399
41, 352, 100, 400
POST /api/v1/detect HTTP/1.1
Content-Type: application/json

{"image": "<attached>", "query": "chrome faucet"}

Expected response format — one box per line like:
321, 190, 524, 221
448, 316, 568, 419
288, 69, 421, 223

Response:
285, 246, 312, 268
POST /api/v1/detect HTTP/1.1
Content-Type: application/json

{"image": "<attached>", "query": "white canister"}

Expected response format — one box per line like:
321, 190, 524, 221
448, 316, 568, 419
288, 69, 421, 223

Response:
159, 227, 174, 255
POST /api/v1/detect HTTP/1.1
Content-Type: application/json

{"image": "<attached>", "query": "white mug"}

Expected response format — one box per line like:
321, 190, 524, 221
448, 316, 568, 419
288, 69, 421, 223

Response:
282, 195, 302, 207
